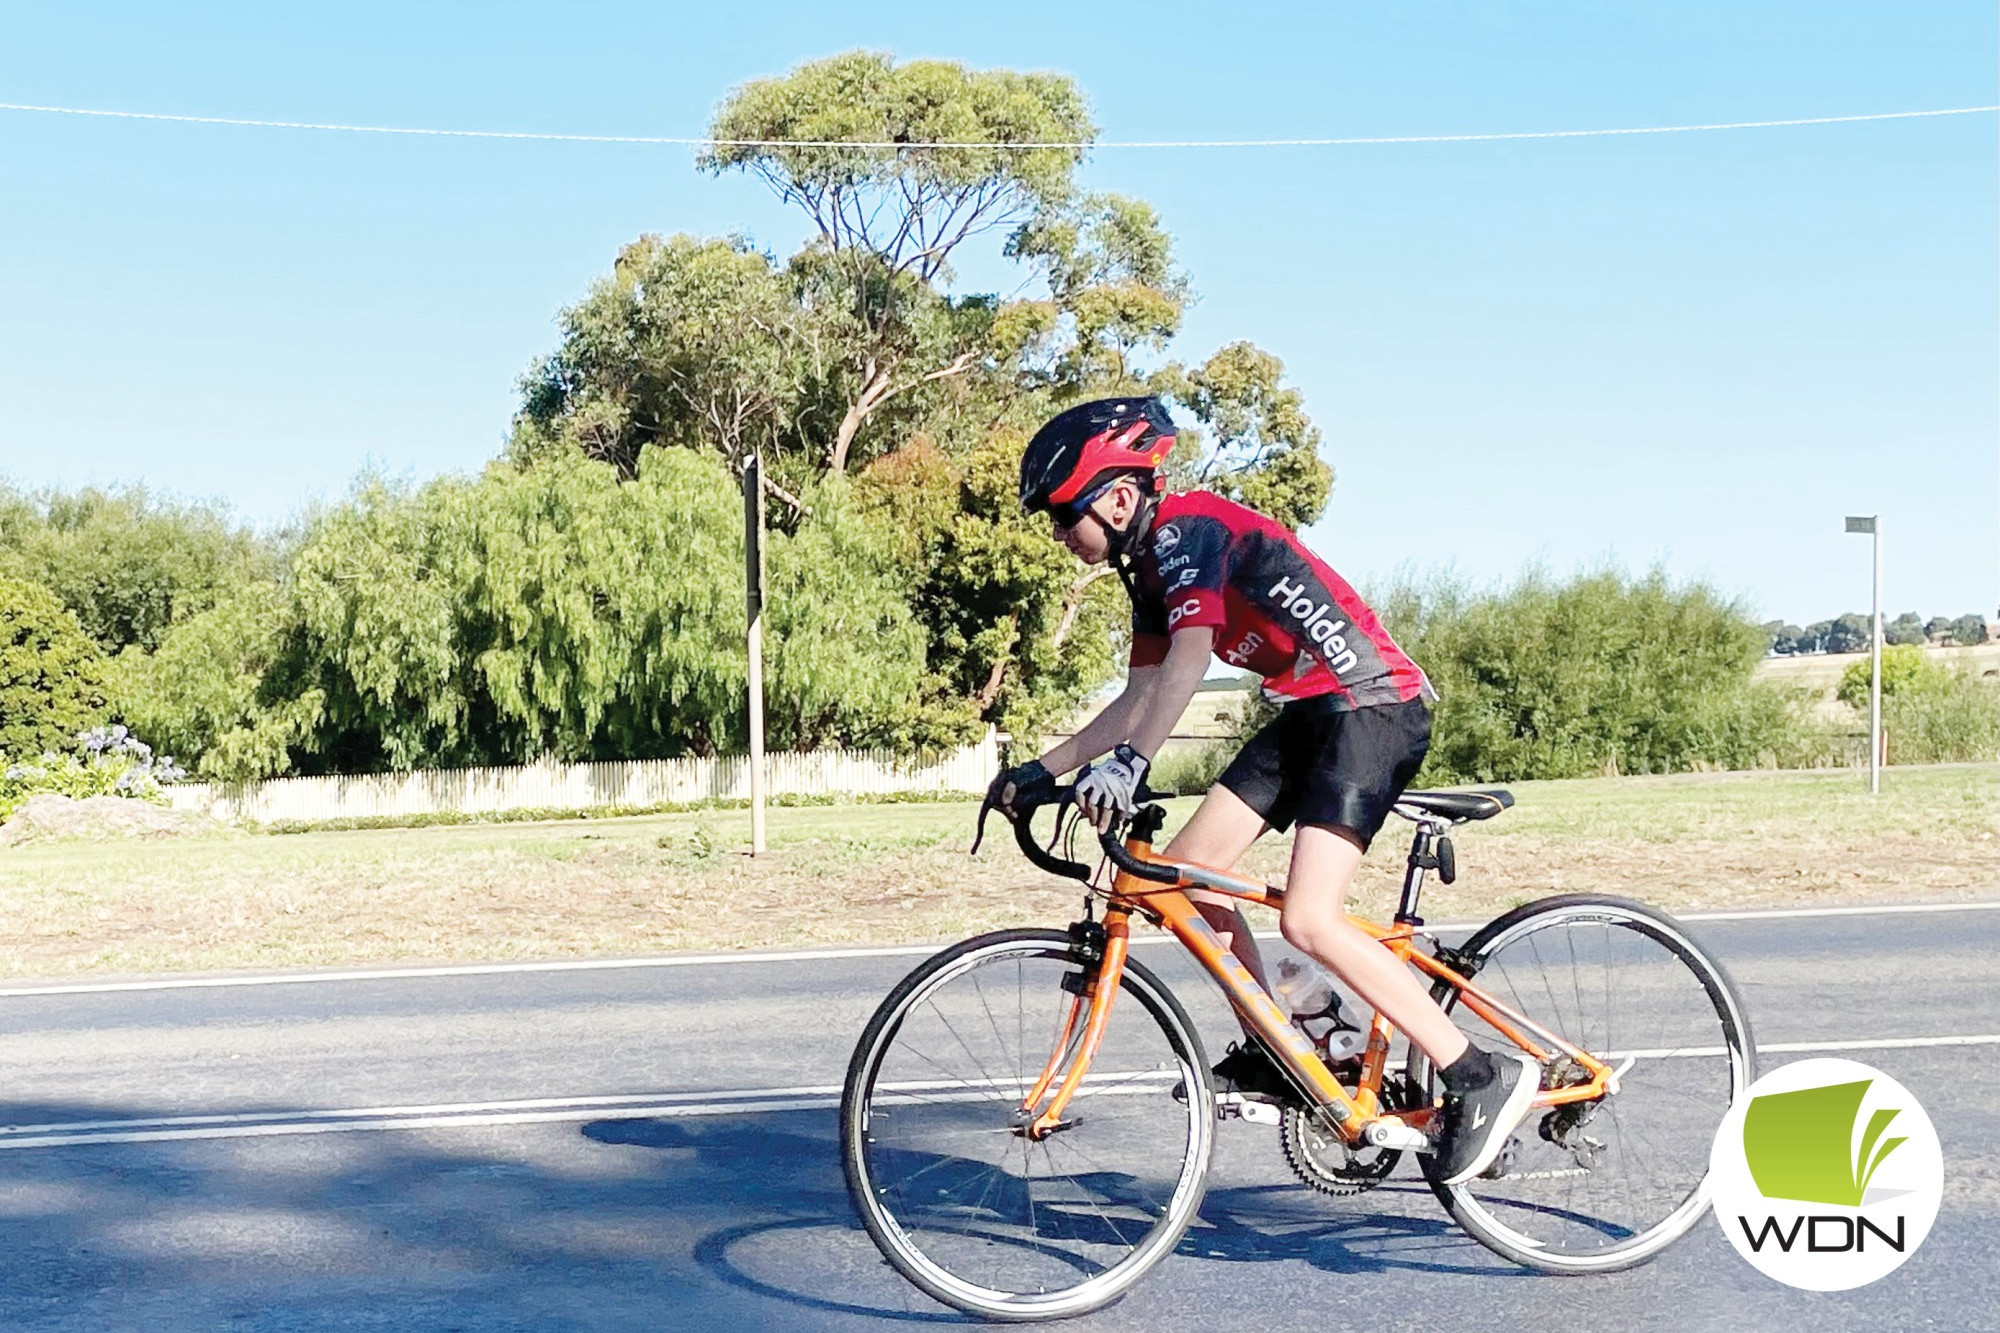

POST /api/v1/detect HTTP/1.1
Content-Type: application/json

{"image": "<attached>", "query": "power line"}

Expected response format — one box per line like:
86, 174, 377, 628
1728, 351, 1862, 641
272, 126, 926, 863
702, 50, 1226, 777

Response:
0, 100, 1993, 150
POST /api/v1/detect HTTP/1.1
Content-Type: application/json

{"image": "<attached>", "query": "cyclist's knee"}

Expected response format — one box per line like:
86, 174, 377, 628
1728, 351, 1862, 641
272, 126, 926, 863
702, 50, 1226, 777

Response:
1278, 886, 1357, 960
1277, 907, 1332, 959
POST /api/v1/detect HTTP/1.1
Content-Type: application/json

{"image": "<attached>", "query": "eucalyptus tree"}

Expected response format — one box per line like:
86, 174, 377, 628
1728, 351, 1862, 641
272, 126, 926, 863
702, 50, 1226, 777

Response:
702, 51, 1093, 473
513, 51, 1338, 746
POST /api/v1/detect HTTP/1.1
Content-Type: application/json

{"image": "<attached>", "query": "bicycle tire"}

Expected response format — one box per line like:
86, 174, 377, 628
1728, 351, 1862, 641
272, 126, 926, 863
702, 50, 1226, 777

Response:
1410, 894, 1755, 1274
841, 928, 1213, 1321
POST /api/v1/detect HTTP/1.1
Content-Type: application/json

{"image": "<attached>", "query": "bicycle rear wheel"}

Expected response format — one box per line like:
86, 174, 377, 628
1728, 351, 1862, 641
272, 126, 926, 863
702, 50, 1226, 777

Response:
1412, 895, 1755, 1273
841, 928, 1212, 1321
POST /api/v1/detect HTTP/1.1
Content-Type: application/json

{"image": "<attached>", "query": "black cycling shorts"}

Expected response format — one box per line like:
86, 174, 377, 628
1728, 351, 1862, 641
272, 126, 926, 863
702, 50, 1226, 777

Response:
1215, 696, 1431, 848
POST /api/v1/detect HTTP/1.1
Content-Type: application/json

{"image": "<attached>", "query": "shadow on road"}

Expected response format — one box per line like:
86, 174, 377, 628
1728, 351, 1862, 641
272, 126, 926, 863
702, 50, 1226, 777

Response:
0, 1098, 1510, 1331
593, 1111, 1516, 1325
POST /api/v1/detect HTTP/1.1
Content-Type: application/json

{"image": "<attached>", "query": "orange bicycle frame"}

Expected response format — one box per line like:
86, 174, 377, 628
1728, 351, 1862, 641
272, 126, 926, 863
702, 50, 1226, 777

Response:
1013, 829, 1619, 1144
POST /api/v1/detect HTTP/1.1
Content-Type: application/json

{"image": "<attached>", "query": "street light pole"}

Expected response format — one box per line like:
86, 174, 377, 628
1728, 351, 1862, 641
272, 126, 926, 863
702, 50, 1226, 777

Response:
1844, 515, 1881, 795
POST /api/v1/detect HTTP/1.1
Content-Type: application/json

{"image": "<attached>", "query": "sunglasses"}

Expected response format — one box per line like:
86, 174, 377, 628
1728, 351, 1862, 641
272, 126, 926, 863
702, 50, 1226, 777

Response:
1048, 478, 1119, 532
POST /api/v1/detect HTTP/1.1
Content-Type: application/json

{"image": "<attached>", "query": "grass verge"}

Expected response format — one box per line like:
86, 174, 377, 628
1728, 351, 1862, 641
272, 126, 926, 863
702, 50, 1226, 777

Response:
0, 763, 1991, 979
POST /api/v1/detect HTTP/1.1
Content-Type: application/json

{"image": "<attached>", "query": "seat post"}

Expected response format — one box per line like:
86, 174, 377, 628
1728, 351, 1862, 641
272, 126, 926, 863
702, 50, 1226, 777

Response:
1395, 818, 1448, 925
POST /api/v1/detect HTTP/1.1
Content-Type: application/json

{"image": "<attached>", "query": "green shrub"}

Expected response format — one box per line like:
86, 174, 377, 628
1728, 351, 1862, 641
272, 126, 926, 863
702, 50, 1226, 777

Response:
1828, 646, 2000, 763
1882, 668, 2000, 764
1835, 644, 1934, 708
0, 578, 113, 761
1374, 567, 1825, 783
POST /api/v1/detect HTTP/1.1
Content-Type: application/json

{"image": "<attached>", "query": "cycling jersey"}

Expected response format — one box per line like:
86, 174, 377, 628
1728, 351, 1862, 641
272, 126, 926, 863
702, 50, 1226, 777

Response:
1126, 490, 1434, 710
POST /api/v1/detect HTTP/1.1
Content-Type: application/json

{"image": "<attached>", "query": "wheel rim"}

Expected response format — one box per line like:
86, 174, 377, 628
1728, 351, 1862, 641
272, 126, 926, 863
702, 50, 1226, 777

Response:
1438, 906, 1751, 1267
849, 939, 1210, 1314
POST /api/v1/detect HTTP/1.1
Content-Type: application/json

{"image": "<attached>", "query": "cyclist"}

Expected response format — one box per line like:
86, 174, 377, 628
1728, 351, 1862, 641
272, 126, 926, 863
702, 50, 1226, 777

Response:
993, 395, 1535, 1185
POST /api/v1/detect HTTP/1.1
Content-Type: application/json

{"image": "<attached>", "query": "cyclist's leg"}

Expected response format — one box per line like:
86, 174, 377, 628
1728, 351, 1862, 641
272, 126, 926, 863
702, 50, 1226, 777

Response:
1275, 699, 1539, 1174
1162, 784, 1270, 997
1269, 697, 1468, 1069
1279, 824, 1469, 1067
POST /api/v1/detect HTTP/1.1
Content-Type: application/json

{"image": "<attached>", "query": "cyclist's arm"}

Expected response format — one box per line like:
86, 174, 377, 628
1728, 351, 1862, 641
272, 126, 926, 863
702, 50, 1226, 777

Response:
1121, 627, 1214, 763
1038, 666, 1156, 776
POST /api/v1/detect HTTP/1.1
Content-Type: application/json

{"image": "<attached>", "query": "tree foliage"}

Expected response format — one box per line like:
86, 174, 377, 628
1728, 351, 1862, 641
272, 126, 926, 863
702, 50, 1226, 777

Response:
0, 482, 279, 653
118, 581, 304, 781
1771, 612, 1990, 655
0, 578, 113, 760
702, 51, 1091, 474
1883, 612, 1928, 647
128, 455, 930, 776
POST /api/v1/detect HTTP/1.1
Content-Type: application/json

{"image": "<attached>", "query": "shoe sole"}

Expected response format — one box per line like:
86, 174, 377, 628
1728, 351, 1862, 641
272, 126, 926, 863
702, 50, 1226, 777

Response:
1440, 1053, 1541, 1186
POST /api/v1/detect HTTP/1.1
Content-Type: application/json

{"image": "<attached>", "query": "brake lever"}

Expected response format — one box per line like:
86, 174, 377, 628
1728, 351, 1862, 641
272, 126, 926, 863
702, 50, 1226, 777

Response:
970, 796, 996, 855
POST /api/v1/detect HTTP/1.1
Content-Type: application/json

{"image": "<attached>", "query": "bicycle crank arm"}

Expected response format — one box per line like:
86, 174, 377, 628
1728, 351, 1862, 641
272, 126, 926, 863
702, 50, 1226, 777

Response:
1361, 1118, 1434, 1152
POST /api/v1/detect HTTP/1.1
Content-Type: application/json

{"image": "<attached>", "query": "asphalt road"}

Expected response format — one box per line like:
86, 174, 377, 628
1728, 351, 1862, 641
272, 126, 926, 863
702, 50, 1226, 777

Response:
0, 904, 1994, 1332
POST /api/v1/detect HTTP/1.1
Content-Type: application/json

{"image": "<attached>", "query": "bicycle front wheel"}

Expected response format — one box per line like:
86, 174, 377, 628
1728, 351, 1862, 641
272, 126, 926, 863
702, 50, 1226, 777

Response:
1413, 895, 1755, 1273
841, 928, 1213, 1321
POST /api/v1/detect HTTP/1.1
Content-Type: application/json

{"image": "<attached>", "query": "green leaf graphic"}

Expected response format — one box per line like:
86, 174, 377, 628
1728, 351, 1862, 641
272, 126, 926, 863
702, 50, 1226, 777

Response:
1743, 1079, 1900, 1207
1852, 1107, 1904, 1198
1858, 1134, 1907, 1199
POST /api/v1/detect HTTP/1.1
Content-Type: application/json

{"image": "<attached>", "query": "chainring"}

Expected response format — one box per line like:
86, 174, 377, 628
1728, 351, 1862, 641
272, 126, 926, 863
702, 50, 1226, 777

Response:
1278, 1071, 1424, 1197
1280, 1106, 1398, 1196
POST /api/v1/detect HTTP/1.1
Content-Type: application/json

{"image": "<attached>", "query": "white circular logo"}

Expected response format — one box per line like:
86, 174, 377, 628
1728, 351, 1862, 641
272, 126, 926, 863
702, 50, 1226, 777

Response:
1708, 1057, 1943, 1291
1153, 524, 1180, 554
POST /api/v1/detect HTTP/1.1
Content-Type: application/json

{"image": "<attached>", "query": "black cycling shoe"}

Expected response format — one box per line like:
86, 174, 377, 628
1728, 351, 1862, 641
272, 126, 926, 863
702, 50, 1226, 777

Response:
1433, 1050, 1541, 1185
1174, 1042, 1292, 1104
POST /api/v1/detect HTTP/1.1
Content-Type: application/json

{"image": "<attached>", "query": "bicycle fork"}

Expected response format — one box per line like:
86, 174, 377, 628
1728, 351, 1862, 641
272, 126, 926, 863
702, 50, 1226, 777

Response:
1011, 909, 1135, 1140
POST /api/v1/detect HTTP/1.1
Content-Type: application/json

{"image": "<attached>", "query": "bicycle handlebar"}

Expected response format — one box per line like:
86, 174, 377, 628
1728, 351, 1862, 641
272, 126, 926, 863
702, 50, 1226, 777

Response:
989, 784, 1183, 886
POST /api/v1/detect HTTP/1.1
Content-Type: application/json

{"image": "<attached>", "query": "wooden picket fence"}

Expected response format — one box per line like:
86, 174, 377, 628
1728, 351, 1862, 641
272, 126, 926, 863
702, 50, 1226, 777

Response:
167, 730, 1000, 825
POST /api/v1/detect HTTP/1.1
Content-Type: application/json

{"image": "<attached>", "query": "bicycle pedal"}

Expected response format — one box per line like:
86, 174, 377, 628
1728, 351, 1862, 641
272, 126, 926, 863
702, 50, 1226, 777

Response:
1215, 1093, 1281, 1126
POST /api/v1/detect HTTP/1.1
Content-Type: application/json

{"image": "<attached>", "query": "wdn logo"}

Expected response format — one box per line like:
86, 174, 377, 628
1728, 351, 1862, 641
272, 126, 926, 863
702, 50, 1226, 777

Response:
1709, 1058, 1943, 1290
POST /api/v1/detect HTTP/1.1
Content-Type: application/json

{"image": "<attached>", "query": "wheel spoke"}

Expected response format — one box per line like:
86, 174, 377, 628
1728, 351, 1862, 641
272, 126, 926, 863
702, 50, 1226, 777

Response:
843, 934, 1210, 1318
1430, 902, 1750, 1273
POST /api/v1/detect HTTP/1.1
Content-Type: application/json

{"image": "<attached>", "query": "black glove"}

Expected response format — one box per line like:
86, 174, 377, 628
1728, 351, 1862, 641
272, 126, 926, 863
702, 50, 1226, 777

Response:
987, 758, 1056, 820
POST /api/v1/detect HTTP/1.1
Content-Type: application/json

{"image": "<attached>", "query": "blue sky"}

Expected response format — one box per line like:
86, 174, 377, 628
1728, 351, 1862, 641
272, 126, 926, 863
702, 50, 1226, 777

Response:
0, 1, 1993, 626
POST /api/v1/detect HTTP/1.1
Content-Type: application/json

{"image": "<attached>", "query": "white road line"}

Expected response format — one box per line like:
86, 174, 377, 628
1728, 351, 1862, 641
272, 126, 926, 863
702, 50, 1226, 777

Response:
0, 900, 1992, 999
1756, 1033, 2000, 1053
0, 1085, 847, 1136
1615, 1033, 2000, 1059
0, 1034, 1988, 1151
0, 1101, 841, 1151
1676, 902, 2000, 923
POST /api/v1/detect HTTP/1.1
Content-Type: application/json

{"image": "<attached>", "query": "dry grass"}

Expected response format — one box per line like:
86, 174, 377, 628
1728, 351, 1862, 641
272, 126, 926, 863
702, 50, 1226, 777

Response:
0, 764, 1991, 979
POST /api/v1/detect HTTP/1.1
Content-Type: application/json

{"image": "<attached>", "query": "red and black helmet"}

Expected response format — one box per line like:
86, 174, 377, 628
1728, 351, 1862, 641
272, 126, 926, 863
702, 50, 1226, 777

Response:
1018, 397, 1177, 520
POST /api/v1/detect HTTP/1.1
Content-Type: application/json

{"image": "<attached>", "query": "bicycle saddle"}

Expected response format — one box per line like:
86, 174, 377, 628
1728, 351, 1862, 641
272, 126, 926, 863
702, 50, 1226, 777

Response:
1395, 788, 1513, 822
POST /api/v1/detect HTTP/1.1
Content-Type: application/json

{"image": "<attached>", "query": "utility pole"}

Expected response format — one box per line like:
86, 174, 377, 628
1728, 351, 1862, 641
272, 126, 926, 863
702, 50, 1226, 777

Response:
1845, 515, 1881, 795
745, 452, 768, 853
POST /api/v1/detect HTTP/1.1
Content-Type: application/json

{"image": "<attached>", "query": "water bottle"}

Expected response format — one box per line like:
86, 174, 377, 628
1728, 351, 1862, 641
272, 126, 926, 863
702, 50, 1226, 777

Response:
1272, 957, 1366, 1061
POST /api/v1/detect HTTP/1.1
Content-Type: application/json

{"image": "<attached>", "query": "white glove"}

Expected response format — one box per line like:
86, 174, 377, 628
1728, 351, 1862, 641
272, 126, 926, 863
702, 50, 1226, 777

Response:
1074, 744, 1149, 831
